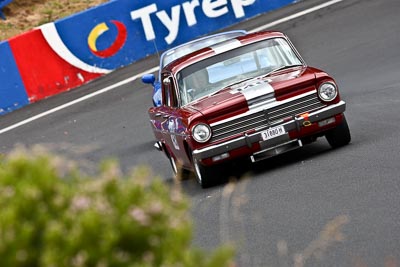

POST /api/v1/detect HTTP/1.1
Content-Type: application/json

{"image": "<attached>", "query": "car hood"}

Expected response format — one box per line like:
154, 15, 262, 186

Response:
185, 67, 317, 123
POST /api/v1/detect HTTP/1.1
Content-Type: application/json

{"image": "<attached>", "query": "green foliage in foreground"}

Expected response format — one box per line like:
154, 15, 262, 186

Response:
0, 147, 234, 267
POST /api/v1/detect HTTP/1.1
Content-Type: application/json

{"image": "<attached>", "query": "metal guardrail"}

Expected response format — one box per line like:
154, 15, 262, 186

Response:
0, 0, 13, 20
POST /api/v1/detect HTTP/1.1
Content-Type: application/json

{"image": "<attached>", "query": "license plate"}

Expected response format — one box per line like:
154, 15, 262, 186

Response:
260, 125, 286, 141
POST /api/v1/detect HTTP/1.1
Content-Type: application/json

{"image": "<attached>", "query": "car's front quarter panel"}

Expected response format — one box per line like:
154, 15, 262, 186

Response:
148, 105, 205, 168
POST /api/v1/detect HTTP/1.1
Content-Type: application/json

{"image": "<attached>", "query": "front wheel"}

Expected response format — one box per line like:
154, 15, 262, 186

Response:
168, 154, 191, 181
169, 154, 178, 176
193, 158, 217, 188
325, 115, 351, 148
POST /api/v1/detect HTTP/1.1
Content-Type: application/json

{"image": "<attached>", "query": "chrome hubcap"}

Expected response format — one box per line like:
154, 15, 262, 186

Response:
170, 156, 178, 175
194, 160, 202, 183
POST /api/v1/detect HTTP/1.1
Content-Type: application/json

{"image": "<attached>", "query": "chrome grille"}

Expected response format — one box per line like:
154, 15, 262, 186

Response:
210, 93, 326, 142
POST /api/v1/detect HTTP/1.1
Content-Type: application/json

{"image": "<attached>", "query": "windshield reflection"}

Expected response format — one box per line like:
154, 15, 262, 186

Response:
177, 38, 303, 106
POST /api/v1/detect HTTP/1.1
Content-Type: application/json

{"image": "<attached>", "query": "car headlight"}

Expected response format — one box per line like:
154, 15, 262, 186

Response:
318, 82, 338, 102
192, 123, 212, 143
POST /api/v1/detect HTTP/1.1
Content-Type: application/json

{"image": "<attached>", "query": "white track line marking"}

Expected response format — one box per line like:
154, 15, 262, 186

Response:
249, 0, 344, 33
0, 67, 158, 135
0, 0, 344, 135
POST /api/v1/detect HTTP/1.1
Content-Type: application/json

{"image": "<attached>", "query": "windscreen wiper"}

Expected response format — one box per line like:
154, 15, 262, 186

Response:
265, 64, 304, 77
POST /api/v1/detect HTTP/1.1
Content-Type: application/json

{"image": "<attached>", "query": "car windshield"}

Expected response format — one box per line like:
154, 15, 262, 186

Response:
161, 31, 246, 69
177, 37, 303, 106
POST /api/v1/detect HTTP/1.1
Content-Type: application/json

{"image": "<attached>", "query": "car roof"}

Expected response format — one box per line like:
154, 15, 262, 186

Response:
160, 30, 247, 69
163, 31, 286, 73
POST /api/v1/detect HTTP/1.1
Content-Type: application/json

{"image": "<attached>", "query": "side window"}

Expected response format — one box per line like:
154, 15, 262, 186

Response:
162, 74, 177, 107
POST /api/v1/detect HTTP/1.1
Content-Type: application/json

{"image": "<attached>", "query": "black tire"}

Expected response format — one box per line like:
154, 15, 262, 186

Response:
325, 115, 351, 148
169, 155, 191, 181
169, 154, 178, 176
193, 158, 217, 188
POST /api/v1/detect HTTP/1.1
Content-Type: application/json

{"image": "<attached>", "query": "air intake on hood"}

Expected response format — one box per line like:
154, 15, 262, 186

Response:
230, 80, 275, 107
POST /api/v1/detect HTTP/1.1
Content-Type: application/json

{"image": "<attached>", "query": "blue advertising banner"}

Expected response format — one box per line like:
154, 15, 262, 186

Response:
1, 0, 296, 115
51, 0, 296, 70
0, 41, 29, 114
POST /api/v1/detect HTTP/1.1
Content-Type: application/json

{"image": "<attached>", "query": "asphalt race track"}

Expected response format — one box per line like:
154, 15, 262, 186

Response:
1, 0, 400, 265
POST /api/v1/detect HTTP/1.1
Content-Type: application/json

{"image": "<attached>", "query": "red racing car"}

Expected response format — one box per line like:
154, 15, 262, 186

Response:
143, 31, 351, 188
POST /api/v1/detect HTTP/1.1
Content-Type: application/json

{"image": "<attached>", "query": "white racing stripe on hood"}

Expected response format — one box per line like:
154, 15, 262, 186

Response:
230, 80, 276, 107
211, 39, 242, 54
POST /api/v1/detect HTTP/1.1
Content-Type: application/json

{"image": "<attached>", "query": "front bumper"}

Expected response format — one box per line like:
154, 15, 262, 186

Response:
192, 100, 346, 163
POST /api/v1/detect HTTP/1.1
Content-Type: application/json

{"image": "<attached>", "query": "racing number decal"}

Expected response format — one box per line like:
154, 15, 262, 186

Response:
167, 118, 180, 150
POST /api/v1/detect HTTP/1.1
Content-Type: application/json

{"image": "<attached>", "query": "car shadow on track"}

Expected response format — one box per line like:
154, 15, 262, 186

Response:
174, 140, 347, 195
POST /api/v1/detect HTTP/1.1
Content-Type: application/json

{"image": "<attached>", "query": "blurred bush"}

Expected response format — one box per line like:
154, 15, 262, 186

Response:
0, 146, 234, 267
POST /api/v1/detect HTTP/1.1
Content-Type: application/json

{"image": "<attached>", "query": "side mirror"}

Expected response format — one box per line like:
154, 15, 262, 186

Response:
142, 74, 156, 85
